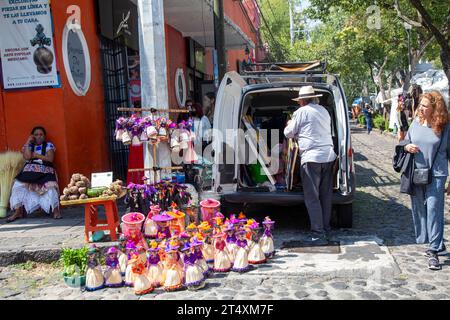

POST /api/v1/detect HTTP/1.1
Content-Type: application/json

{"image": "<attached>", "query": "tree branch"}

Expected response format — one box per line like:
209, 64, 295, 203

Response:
408, 0, 450, 52
394, 0, 422, 28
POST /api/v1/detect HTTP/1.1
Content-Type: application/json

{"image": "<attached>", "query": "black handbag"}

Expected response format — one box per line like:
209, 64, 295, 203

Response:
412, 136, 443, 186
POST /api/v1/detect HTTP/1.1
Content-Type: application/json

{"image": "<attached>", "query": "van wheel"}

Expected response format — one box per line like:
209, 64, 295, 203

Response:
335, 204, 353, 228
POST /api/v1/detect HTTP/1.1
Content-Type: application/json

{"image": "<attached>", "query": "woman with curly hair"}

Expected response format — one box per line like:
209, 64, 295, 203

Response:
404, 91, 450, 270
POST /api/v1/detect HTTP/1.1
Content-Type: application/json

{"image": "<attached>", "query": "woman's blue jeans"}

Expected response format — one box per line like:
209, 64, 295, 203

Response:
410, 176, 446, 252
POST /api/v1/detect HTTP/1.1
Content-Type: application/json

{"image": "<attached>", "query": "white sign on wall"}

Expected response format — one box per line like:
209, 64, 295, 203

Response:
62, 5, 91, 96
0, 0, 59, 89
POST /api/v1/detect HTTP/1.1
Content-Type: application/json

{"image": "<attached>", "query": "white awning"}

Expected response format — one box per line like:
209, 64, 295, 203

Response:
164, 0, 255, 49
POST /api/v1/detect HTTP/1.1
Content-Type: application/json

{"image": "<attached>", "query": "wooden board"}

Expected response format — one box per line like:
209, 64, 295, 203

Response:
286, 138, 299, 191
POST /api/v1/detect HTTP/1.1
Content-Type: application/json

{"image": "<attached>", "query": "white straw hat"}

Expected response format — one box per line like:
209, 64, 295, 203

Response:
292, 86, 323, 101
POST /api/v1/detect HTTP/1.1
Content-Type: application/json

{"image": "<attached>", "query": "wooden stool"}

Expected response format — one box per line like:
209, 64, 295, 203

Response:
84, 198, 121, 242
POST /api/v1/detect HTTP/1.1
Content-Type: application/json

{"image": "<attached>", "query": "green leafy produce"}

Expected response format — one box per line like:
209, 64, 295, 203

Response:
60, 247, 88, 277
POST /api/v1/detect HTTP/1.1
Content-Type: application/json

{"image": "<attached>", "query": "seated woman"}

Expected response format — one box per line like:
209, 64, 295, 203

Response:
7, 126, 61, 222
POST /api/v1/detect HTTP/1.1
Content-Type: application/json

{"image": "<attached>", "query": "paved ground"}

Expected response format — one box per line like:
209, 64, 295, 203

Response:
2, 123, 450, 300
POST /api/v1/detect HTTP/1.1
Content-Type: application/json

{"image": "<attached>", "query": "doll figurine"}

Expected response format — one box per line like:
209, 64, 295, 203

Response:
144, 205, 161, 239
246, 222, 267, 265
260, 216, 275, 258
152, 212, 174, 239
170, 125, 180, 153
104, 247, 124, 287
201, 232, 215, 264
146, 241, 163, 288
182, 243, 206, 290
146, 120, 158, 143
124, 242, 137, 287
231, 229, 251, 273
129, 253, 154, 295
224, 223, 237, 264
213, 231, 232, 272
118, 234, 128, 276
191, 236, 211, 277
161, 240, 184, 291
85, 245, 105, 291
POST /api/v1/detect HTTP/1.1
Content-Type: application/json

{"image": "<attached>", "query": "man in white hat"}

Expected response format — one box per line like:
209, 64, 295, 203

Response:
284, 86, 337, 244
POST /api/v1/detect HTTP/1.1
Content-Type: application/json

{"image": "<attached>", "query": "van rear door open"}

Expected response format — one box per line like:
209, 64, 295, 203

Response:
212, 71, 246, 193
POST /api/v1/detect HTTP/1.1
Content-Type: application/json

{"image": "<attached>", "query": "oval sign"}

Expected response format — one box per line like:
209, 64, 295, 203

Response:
62, 24, 91, 96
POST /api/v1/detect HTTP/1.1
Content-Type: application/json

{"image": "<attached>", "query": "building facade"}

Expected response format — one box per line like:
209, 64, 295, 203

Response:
0, 0, 263, 188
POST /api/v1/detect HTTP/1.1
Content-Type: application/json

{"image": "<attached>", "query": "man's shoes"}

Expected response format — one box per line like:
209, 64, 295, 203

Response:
428, 253, 441, 270
307, 232, 329, 246
425, 244, 448, 257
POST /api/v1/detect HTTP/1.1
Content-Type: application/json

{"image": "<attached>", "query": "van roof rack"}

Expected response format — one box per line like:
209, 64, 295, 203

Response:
243, 60, 327, 74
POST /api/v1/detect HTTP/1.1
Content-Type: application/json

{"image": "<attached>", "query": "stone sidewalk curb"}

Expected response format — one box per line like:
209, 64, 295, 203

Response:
0, 242, 118, 267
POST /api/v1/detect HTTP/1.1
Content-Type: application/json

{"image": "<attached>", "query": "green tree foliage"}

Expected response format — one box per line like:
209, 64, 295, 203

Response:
257, 0, 449, 103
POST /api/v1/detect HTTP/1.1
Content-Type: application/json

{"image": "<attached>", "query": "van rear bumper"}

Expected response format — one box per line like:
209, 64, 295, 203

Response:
222, 191, 353, 206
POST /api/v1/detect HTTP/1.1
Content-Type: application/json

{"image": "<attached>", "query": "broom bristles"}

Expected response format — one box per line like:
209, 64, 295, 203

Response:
0, 151, 25, 208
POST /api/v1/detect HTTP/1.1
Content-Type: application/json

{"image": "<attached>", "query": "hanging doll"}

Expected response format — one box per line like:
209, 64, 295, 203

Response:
231, 229, 251, 273
246, 221, 267, 265
118, 234, 128, 276
115, 117, 127, 142
191, 236, 211, 277
85, 245, 105, 291
161, 240, 184, 291
158, 117, 169, 139
130, 115, 143, 146
144, 205, 161, 239
129, 252, 154, 295
145, 117, 158, 143
182, 242, 206, 291
178, 121, 190, 150
169, 121, 180, 153
213, 231, 232, 273
260, 216, 275, 258
146, 240, 164, 288
104, 247, 124, 288
124, 242, 137, 287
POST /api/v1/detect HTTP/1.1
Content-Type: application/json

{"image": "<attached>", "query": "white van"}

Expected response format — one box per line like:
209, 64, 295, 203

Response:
207, 62, 355, 228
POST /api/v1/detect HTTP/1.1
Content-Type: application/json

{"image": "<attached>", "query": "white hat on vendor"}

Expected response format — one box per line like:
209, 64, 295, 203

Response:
292, 86, 323, 101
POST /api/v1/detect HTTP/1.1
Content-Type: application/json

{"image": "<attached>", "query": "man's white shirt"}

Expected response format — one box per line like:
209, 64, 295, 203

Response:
284, 103, 337, 165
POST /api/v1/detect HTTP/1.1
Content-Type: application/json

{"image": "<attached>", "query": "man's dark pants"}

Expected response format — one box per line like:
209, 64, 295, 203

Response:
300, 161, 335, 234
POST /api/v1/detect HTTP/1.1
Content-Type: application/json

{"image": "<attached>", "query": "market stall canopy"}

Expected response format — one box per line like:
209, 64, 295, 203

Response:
164, 0, 256, 49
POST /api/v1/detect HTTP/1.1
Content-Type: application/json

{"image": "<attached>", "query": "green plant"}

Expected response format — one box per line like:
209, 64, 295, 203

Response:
358, 114, 365, 126
13, 261, 36, 270
59, 247, 88, 277
373, 114, 385, 130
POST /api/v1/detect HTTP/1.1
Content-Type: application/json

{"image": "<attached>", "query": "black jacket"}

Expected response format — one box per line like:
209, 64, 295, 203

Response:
396, 139, 415, 195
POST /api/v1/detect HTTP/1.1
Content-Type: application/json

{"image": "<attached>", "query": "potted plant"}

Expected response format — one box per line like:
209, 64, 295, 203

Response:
60, 246, 89, 288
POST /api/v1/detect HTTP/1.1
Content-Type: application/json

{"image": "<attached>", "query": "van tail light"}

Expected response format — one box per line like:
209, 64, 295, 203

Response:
348, 146, 353, 173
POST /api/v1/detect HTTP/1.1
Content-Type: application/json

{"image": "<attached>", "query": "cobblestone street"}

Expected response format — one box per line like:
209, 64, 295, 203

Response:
2, 124, 450, 300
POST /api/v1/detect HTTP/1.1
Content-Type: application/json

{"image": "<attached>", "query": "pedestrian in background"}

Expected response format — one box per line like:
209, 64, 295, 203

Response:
363, 103, 373, 134
403, 91, 450, 270
284, 86, 337, 244
397, 95, 409, 141
203, 92, 216, 125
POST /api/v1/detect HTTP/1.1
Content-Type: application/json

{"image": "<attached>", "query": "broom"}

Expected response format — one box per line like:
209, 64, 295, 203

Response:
0, 151, 25, 218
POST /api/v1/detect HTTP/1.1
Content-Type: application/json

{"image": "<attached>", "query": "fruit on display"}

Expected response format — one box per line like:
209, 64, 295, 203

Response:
100, 180, 124, 198
86, 187, 107, 198
60, 173, 91, 201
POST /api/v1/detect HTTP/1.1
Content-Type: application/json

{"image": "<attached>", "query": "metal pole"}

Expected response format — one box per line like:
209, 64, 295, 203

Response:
214, 0, 226, 83
288, 0, 294, 46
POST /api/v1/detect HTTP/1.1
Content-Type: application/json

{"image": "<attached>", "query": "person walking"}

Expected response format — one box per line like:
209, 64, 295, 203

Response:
397, 95, 409, 141
284, 86, 337, 244
363, 103, 373, 134
403, 91, 450, 270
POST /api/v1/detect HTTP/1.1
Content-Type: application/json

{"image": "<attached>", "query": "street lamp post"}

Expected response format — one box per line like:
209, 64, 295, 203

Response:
403, 21, 412, 92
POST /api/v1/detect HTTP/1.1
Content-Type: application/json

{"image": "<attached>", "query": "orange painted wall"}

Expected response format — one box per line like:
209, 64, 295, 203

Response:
165, 24, 188, 109
0, 0, 109, 190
